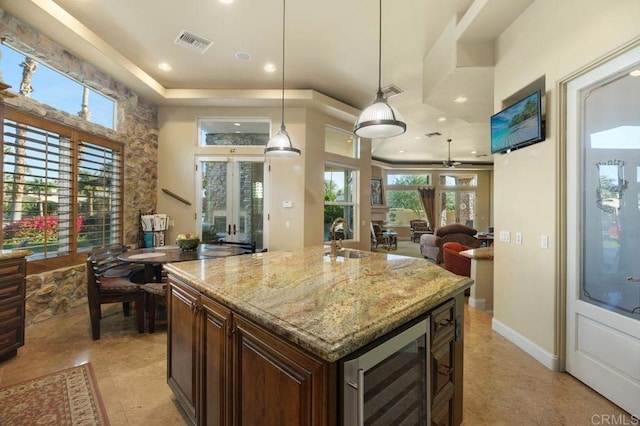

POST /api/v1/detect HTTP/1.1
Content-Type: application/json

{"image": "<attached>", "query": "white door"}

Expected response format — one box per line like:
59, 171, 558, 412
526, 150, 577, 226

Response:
195, 157, 266, 250
566, 45, 640, 415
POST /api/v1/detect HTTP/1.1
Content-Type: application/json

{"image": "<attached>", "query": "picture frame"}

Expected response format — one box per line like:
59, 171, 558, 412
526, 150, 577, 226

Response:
371, 178, 384, 206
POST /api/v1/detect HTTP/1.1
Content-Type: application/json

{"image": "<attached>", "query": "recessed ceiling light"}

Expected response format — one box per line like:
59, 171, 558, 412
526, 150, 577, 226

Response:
235, 131, 241, 133
630, 69, 640, 77
234, 122, 241, 126
471, 150, 477, 154
158, 62, 172, 71
454, 96, 467, 103
235, 52, 251, 61
398, 150, 405, 153
437, 117, 447, 122
264, 63, 277, 73
414, 136, 421, 140
218, 0, 234, 4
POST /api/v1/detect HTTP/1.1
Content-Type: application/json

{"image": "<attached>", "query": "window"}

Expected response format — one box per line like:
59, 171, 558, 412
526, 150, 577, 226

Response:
198, 118, 270, 146
439, 173, 477, 187
1, 43, 117, 129
325, 126, 359, 158
384, 172, 431, 226
324, 165, 357, 241
2, 107, 123, 267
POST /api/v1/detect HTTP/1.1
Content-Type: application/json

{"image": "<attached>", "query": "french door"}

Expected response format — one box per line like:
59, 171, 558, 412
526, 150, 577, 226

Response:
566, 44, 640, 415
438, 190, 476, 228
195, 157, 266, 251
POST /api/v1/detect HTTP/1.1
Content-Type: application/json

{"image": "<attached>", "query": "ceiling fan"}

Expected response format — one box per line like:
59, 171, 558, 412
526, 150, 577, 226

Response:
443, 138, 462, 168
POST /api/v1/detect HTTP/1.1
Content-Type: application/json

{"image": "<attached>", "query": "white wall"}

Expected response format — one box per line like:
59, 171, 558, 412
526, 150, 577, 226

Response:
493, 0, 640, 368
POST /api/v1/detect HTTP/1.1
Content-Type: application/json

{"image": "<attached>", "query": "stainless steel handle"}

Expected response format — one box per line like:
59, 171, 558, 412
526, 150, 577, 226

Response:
227, 224, 231, 235
233, 224, 237, 235
357, 368, 364, 426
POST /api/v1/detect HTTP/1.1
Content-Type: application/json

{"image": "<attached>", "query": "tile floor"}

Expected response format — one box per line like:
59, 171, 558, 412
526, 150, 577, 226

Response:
0, 301, 631, 425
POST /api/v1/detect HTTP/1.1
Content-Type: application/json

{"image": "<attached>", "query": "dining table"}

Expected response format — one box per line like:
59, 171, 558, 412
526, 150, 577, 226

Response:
118, 244, 246, 283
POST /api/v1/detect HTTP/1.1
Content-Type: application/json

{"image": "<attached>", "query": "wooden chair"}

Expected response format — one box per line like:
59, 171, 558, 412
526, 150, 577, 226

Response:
144, 269, 167, 334
86, 245, 146, 340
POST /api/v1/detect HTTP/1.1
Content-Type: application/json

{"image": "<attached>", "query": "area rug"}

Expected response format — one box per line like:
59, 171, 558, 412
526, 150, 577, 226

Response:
373, 240, 425, 259
0, 363, 110, 425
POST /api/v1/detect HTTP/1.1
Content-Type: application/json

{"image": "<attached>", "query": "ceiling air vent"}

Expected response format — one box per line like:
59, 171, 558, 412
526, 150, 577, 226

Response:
425, 132, 442, 137
174, 30, 213, 53
381, 84, 403, 98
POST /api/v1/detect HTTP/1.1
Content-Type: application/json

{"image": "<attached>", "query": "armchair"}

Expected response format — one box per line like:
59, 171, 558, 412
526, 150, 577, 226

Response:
442, 242, 472, 277
409, 219, 431, 242
419, 223, 481, 263
370, 221, 384, 249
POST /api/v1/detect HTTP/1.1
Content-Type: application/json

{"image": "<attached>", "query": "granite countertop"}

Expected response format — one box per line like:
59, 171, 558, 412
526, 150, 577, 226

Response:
164, 245, 472, 362
460, 246, 494, 260
0, 249, 34, 260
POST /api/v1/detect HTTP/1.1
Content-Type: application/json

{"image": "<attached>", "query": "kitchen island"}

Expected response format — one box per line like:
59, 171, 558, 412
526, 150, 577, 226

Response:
164, 245, 472, 425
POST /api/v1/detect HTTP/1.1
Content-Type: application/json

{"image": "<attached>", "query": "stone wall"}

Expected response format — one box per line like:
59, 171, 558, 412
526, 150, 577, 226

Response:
0, 10, 159, 323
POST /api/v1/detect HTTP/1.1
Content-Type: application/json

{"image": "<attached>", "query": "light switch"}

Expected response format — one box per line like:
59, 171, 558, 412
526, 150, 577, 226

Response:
285, 221, 291, 228
541, 235, 548, 249
515, 232, 522, 245
499, 231, 510, 243
282, 200, 293, 208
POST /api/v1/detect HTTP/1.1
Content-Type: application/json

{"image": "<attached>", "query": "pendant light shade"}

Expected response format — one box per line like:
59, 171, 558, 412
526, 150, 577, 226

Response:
264, 123, 301, 156
265, 0, 301, 157
354, 0, 406, 139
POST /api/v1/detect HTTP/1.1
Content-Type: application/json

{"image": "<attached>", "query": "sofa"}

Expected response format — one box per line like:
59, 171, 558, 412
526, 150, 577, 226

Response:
420, 223, 481, 263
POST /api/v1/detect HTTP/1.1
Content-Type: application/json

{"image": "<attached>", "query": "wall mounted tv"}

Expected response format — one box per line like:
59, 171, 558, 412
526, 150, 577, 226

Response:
491, 90, 545, 154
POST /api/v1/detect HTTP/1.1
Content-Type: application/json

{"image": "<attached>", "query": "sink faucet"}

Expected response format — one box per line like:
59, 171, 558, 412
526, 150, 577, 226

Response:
330, 217, 348, 257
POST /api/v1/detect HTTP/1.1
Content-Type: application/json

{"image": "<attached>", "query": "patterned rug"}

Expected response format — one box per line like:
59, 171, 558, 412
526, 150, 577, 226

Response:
0, 363, 110, 425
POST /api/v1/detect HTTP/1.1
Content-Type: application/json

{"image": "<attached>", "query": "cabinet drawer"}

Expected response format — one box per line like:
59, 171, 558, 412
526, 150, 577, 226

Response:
0, 301, 23, 329
0, 326, 23, 352
431, 384, 454, 426
0, 279, 24, 301
432, 337, 455, 398
0, 259, 26, 279
431, 299, 455, 344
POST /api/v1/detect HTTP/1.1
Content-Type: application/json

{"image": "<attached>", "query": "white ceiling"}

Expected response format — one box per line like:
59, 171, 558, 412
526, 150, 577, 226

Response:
0, 0, 534, 165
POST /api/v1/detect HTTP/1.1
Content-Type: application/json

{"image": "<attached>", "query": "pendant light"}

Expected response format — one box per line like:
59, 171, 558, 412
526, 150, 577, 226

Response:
353, 0, 406, 139
264, 0, 301, 157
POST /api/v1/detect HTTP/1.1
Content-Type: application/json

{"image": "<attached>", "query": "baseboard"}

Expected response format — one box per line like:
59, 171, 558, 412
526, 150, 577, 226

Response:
492, 318, 561, 371
468, 297, 486, 311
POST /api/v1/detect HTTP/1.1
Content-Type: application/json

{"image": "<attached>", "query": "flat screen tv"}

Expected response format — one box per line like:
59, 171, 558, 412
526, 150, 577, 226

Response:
491, 90, 545, 154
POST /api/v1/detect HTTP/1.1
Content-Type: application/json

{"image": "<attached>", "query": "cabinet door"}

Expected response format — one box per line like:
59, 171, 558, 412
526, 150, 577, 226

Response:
232, 315, 327, 426
167, 278, 200, 424
201, 294, 232, 426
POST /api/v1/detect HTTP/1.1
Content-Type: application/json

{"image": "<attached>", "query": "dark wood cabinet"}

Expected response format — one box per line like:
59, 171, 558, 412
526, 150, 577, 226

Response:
168, 274, 464, 426
0, 256, 27, 362
168, 276, 330, 426
430, 298, 463, 426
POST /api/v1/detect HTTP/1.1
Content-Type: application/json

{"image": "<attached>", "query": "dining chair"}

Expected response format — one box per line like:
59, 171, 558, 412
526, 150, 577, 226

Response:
86, 245, 146, 340
144, 269, 167, 333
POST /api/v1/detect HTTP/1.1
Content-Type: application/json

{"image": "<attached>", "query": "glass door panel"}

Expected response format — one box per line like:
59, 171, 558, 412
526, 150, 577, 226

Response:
198, 158, 265, 251
438, 190, 476, 228
581, 69, 640, 318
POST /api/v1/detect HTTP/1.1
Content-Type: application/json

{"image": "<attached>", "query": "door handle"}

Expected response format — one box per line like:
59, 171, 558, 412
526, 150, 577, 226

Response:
627, 277, 640, 283
227, 224, 231, 235
233, 224, 237, 235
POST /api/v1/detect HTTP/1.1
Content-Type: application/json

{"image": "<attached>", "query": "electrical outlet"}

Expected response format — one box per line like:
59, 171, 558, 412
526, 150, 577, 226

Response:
285, 221, 291, 229
499, 231, 510, 243
516, 232, 522, 245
